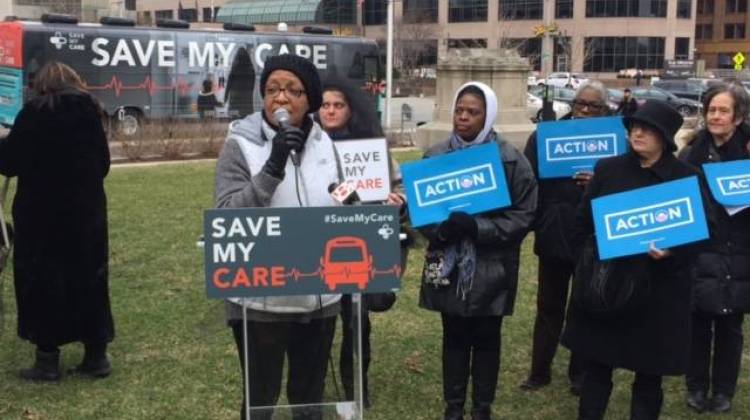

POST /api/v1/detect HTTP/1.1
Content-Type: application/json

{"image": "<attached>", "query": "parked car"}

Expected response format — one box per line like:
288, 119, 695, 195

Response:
651, 79, 706, 101
540, 72, 589, 89
630, 87, 702, 116
527, 92, 572, 122
529, 85, 577, 104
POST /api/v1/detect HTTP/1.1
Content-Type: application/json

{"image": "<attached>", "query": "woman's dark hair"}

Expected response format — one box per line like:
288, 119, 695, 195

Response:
32, 61, 102, 114
456, 85, 486, 109
225, 47, 256, 118
320, 81, 383, 138
701, 81, 749, 123
201, 79, 213, 94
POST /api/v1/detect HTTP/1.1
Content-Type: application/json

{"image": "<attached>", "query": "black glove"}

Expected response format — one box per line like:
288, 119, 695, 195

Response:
437, 211, 478, 244
263, 126, 306, 178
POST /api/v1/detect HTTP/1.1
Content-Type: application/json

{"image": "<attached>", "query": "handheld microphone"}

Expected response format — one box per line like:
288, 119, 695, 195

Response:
328, 182, 360, 205
273, 108, 300, 167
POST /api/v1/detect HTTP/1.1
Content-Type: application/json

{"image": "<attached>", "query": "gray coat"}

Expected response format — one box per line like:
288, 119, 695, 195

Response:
418, 137, 538, 317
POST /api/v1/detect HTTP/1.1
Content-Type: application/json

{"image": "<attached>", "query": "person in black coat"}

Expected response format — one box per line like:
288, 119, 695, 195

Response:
0, 61, 114, 381
562, 100, 711, 419
196, 79, 223, 119
419, 82, 537, 420
617, 88, 639, 117
680, 82, 750, 414
225, 47, 255, 119
520, 81, 610, 395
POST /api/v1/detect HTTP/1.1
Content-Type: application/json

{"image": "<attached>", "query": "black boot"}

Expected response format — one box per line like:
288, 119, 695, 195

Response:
443, 348, 470, 420
470, 349, 499, 420
70, 342, 111, 378
20, 348, 60, 382
630, 376, 663, 420
578, 375, 613, 420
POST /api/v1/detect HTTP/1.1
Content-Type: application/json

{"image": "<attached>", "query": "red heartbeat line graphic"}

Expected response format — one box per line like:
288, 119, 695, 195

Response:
85, 75, 193, 97
279, 265, 402, 282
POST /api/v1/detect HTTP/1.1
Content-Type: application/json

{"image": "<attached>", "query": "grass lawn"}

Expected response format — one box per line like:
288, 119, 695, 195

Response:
0, 152, 748, 420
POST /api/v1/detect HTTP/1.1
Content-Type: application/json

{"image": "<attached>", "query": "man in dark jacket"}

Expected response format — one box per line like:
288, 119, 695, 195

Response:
520, 81, 611, 395
617, 88, 639, 117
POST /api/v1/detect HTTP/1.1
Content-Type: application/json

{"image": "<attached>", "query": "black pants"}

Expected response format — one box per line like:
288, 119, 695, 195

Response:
231, 317, 337, 420
687, 312, 744, 397
579, 360, 663, 420
340, 294, 371, 401
441, 314, 503, 416
528, 258, 583, 382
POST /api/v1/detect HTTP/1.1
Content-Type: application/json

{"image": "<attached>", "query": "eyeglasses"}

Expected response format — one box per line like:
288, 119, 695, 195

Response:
265, 86, 306, 99
572, 100, 606, 111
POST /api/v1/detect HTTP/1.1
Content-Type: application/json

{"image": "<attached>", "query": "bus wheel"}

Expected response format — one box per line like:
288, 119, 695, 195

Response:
115, 108, 141, 137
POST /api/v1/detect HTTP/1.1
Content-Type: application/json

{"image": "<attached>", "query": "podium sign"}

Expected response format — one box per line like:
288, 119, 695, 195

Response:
204, 205, 401, 298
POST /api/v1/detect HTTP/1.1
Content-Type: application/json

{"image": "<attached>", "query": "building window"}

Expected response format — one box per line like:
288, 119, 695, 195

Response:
585, 0, 667, 17
179, 8, 197, 22
675, 37, 690, 59
403, 0, 439, 23
696, 24, 713, 39
363, 0, 387, 25
718, 53, 735, 68
140, 10, 152, 25
155, 9, 174, 20
725, 23, 746, 39
697, 0, 714, 13
321, 0, 357, 25
450, 0, 488, 22
555, 0, 574, 18
584, 37, 665, 72
448, 38, 488, 48
726, 0, 748, 13
202, 7, 212, 22
677, 0, 691, 17
125, 0, 136, 11
500, 0, 543, 20
502, 38, 542, 70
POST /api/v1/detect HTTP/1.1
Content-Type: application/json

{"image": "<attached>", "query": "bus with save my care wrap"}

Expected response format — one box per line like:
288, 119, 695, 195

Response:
0, 14, 381, 136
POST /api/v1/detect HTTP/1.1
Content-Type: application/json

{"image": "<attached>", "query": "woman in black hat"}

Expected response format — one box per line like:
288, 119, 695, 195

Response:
681, 82, 750, 414
562, 100, 712, 420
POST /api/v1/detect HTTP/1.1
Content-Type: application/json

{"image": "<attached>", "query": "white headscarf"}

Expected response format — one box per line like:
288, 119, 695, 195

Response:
450, 81, 499, 147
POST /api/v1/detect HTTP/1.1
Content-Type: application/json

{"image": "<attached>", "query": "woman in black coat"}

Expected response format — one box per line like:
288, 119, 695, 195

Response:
0, 62, 114, 381
681, 82, 750, 414
562, 100, 709, 419
419, 82, 537, 420
520, 81, 610, 394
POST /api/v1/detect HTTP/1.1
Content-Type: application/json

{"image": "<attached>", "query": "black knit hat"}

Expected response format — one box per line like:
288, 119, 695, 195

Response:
260, 54, 322, 113
623, 100, 683, 152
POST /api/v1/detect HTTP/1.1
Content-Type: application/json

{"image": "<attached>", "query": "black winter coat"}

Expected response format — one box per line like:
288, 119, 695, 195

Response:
683, 125, 750, 314
562, 152, 709, 375
0, 91, 114, 346
523, 116, 585, 264
419, 138, 538, 317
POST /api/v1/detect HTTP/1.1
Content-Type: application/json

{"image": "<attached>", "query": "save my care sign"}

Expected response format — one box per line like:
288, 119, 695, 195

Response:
591, 176, 709, 260
204, 205, 401, 298
400, 142, 511, 227
703, 159, 750, 207
536, 116, 628, 179
333, 138, 391, 202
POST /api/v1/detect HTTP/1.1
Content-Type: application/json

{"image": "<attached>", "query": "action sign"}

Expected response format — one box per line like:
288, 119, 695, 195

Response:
334, 138, 391, 202
204, 205, 401, 298
591, 176, 708, 260
703, 160, 750, 207
401, 142, 511, 227
536, 116, 628, 179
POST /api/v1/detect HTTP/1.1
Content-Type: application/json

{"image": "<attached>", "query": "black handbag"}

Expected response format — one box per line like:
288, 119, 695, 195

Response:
571, 237, 651, 317
365, 292, 396, 312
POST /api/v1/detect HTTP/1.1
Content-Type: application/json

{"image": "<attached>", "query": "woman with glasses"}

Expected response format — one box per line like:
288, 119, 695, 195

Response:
520, 81, 610, 395
681, 82, 750, 414
419, 82, 537, 420
562, 101, 712, 419
215, 54, 341, 420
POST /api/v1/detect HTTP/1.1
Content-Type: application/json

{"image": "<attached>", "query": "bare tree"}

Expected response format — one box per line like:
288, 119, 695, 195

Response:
553, 31, 597, 72
394, 16, 438, 84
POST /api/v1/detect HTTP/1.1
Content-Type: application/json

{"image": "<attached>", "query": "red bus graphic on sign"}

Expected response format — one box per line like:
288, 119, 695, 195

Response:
320, 236, 373, 291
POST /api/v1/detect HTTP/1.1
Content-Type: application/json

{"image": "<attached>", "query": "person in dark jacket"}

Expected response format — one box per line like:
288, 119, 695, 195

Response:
520, 81, 610, 395
617, 88, 639, 117
0, 61, 114, 381
681, 82, 750, 414
318, 82, 407, 408
196, 79, 223, 119
562, 100, 711, 420
419, 81, 537, 420
225, 47, 255, 119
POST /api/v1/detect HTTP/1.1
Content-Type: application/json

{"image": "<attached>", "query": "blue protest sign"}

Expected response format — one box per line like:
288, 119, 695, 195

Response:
537, 116, 628, 179
204, 205, 402, 298
591, 176, 708, 260
703, 160, 750, 207
401, 142, 511, 227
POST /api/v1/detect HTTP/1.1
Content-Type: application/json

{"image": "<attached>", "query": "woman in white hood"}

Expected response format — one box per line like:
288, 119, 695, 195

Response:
418, 82, 538, 420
